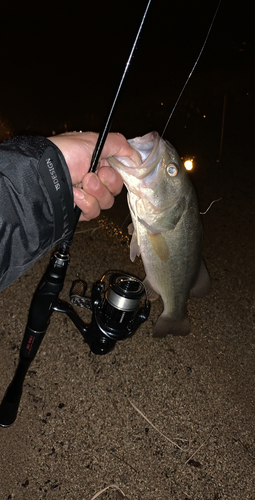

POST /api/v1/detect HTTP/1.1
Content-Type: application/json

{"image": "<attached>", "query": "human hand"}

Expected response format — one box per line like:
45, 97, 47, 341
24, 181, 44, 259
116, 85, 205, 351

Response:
47, 131, 134, 221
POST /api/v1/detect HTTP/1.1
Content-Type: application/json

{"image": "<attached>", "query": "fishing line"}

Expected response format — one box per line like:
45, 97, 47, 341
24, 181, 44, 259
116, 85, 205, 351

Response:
161, 0, 222, 138
120, 211, 132, 230
200, 197, 222, 215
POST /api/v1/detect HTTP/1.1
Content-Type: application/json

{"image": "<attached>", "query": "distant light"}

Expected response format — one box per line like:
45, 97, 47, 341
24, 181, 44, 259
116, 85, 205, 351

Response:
161, 102, 164, 105
203, 114, 206, 118
184, 159, 193, 171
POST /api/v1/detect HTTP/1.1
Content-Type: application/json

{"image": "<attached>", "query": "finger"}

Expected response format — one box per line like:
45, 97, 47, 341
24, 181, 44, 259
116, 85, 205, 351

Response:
48, 132, 134, 185
73, 187, 101, 221
81, 172, 115, 210
101, 132, 134, 159
97, 166, 123, 196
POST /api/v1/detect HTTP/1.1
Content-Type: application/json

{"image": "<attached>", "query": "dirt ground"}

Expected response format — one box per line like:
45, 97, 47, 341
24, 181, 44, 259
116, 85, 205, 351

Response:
0, 114, 254, 500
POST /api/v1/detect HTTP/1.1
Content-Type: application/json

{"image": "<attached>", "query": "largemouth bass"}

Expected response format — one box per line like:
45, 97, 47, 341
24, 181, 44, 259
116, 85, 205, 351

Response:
108, 131, 210, 337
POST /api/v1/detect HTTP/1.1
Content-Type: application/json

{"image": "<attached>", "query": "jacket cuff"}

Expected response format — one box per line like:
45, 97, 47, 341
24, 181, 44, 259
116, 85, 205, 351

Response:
38, 139, 75, 241
3, 135, 75, 242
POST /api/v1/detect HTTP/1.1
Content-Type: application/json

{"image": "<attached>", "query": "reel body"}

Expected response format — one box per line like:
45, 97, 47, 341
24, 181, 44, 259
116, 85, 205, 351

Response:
70, 273, 150, 354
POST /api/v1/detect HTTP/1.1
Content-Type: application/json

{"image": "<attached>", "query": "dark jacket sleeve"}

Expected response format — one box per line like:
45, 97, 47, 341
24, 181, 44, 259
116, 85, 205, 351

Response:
0, 135, 75, 292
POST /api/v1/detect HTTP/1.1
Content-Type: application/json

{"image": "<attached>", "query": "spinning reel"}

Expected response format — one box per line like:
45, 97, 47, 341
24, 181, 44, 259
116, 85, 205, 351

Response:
69, 272, 150, 354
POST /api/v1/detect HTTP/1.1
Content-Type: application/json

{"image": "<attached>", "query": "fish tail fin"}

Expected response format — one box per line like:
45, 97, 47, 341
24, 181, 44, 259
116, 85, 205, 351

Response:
190, 260, 211, 298
153, 314, 190, 338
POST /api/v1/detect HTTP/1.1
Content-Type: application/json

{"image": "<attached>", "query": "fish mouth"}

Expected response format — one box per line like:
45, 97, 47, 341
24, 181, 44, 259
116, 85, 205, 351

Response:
128, 131, 158, 160
128, 131, 161, 179
110, 131, 162, 180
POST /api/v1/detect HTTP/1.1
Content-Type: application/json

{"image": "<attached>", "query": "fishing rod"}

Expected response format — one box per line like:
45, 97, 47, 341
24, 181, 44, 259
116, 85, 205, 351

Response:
72, 0, 153, 230
0, 0, 153, 427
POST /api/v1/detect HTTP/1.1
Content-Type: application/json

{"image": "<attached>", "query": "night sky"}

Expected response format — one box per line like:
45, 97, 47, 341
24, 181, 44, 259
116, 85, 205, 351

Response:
0, 0, 253, 157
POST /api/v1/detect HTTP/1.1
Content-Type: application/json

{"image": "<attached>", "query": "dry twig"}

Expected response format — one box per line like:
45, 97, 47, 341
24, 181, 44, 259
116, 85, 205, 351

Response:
184, 426, 215, 465
90, 484, 127, 500
128, 399, 187, 451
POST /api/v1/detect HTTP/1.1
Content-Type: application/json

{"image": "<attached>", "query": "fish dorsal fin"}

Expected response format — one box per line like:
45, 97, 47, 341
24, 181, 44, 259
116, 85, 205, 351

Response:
148, 232, 169, 263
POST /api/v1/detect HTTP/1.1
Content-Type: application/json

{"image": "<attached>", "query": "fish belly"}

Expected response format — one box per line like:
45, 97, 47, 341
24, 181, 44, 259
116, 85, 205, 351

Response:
139, 207, 203, 337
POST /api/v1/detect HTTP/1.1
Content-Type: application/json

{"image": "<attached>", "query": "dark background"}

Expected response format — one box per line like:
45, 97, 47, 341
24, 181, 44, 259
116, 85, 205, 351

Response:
0, 4, 254, 498
0, 0, 253, 163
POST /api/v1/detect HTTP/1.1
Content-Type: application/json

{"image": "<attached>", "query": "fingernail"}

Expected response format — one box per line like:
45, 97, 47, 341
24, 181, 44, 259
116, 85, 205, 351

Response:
99, 168, 116, 184
105, 169, 116, 183
73, 187, 84, 200
87, 174, 99, 190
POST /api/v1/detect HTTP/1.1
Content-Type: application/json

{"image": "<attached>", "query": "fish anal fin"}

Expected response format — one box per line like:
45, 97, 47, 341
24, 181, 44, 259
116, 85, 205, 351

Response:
153, 314, 190, 338
191, 260, 211, 298
143, 276, 159, 301
148, 232, 169, 263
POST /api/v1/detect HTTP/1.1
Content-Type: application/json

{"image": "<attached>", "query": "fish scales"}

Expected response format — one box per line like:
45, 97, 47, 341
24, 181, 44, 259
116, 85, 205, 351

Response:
107, 131, 210, 337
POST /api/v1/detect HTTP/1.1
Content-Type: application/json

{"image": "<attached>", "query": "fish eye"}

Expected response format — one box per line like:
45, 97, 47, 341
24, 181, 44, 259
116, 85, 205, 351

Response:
167, 163, 178, 177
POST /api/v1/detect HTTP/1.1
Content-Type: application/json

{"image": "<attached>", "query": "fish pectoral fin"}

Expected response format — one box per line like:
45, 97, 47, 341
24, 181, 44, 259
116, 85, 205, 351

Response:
130, 230, 140, 262
147, 232, 169, 263
190, 260, 211, 298
153, 314, 190, 338
143, 276, 159, 301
